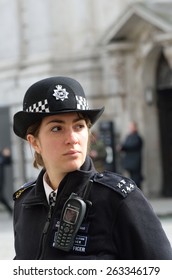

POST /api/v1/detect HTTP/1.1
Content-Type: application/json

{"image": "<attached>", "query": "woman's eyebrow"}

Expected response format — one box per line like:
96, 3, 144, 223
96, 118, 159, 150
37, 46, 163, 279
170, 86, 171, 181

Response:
46, 117, 84, 125
47, 119, 64, 124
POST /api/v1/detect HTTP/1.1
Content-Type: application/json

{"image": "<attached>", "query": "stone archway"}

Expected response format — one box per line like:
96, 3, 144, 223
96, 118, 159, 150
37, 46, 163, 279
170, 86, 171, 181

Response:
99, 2, 172, 197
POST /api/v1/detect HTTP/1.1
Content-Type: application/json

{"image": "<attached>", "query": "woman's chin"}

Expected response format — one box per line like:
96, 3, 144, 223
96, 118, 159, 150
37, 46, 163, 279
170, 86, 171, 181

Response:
64, 161, 83, 173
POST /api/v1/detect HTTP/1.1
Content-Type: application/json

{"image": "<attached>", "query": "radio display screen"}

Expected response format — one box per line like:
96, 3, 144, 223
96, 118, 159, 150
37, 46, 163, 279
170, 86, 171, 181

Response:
63, 207, 79, 224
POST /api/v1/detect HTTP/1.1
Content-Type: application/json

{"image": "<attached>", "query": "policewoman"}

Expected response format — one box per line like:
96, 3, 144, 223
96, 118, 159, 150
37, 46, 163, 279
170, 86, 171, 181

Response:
13, 76, 172, 259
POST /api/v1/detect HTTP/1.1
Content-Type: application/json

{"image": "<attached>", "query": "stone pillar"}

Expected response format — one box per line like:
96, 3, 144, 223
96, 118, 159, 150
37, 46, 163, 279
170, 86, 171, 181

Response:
163, 43, 172, 68
100, 46, 127, 97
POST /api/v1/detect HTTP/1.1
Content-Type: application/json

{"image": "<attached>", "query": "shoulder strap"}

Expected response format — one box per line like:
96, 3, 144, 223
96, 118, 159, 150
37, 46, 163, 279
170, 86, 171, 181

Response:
93, 171, 136, 198
13, 180, 36, 200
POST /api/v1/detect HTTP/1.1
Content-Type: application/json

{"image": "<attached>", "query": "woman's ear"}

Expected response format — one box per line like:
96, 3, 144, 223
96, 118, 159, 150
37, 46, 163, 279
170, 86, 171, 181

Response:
27, 134, 41, 154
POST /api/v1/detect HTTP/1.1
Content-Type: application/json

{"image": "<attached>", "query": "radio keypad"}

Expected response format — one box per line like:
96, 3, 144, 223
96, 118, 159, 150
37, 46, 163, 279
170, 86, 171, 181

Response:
56, 222, 74, 248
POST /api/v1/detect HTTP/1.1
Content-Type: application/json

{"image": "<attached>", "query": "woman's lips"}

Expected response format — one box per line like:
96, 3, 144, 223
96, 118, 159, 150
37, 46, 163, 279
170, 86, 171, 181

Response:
63, 150, 81, 156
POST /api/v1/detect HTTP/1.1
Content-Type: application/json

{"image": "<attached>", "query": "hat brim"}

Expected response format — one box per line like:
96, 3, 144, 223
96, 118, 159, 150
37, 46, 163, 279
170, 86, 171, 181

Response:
13, 107, 104, 139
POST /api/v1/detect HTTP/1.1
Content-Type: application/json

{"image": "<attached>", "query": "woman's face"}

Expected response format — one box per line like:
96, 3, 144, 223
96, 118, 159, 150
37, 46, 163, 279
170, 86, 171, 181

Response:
27, 112, 89, 176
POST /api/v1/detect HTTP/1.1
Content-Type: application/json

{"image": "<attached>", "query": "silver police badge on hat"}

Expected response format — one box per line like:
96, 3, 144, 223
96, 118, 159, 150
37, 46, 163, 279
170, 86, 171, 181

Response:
53, 85, 69, 101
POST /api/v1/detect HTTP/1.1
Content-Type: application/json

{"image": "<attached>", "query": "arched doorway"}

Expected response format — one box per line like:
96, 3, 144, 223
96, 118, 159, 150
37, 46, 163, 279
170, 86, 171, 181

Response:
156, 52, 172, 196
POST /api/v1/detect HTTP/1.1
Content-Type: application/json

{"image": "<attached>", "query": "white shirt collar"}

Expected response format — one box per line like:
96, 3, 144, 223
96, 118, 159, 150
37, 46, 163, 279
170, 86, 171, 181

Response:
43, 173, 57, 204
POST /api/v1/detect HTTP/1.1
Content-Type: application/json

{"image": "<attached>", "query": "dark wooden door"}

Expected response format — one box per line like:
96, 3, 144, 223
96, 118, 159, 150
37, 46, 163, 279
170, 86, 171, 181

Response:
157, 88, 172, 196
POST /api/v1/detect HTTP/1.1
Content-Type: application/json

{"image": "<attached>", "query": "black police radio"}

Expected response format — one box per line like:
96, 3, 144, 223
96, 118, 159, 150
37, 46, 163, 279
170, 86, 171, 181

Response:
53, 180, 93, 252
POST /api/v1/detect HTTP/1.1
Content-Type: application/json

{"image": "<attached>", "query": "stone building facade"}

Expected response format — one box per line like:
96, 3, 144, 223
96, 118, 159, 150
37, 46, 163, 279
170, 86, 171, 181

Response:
0, 0, 172, 198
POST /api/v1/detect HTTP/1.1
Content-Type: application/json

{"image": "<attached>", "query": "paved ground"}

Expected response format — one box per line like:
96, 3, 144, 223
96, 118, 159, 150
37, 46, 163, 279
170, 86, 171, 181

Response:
0, 211, 14, 260
0, 197, 172, 260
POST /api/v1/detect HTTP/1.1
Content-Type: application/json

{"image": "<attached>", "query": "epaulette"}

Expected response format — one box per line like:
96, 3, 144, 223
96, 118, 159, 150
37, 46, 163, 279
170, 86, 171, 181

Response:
93, 171, 136, 198
13, 180, 36, 200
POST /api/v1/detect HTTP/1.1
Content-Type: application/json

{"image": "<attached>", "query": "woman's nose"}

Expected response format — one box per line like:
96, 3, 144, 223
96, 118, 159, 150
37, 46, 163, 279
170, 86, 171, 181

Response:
64, 130, 78, 145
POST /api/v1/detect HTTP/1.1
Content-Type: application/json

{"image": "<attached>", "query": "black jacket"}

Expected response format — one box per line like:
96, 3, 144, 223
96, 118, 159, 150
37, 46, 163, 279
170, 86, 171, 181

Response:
0, 151, 11, 197
13, 156, 172, 260
121, 132, 143, 172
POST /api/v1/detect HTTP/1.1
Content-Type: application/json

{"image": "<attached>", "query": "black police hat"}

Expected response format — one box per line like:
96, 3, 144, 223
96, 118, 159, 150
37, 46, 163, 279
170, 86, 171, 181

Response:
13, 76, 104, 139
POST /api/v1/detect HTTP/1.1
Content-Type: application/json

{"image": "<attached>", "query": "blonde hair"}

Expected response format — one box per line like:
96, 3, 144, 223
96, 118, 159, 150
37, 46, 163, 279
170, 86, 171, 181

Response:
26, 114, 92, 169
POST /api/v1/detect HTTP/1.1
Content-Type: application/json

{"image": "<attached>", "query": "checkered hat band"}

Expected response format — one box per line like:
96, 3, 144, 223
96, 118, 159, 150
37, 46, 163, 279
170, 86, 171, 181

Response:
76, 96, 89, 110
26, 99, 50, 113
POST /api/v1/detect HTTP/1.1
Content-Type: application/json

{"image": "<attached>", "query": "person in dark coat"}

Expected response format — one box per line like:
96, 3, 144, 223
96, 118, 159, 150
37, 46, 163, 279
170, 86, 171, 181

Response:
12, 76, 172, 260
0, 147, 12, 214
118, 121, 143, 189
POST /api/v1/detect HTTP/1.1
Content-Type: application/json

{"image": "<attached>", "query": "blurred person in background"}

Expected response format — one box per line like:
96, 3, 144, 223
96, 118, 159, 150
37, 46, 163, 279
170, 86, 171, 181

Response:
0, 147, 12, 215
117, 121, 143, 189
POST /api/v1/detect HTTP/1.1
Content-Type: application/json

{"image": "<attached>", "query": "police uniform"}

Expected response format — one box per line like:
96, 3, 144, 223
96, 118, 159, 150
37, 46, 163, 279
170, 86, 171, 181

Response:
13, 156, 172, 260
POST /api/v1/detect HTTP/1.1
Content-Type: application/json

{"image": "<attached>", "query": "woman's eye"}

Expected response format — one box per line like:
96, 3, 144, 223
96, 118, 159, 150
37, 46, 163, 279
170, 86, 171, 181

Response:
51, 126, 61, 132
75, 124, 85, 130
